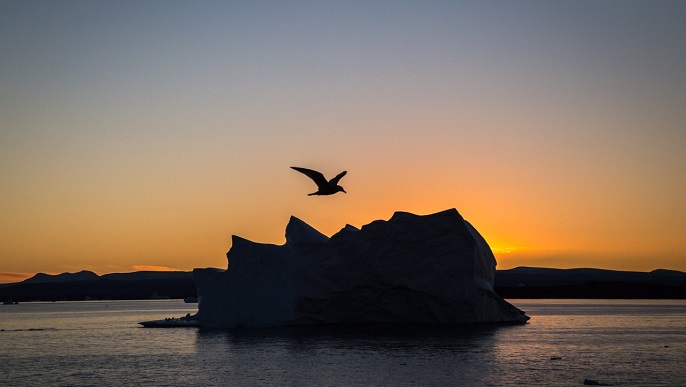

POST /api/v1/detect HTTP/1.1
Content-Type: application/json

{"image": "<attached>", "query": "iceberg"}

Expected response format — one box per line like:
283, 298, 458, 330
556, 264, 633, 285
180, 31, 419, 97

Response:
193, 209, 529, 327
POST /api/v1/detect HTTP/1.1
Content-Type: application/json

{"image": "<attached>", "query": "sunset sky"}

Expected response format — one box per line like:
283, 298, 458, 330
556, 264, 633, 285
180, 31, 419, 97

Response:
2, 1, 685, 283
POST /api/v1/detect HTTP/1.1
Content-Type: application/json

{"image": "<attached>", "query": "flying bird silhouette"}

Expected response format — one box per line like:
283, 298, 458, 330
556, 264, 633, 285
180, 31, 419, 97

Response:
291, 167, 347, 196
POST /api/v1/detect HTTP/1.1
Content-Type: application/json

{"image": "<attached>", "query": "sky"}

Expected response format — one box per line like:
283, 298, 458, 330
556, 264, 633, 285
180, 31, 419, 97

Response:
1, 1, 685, 283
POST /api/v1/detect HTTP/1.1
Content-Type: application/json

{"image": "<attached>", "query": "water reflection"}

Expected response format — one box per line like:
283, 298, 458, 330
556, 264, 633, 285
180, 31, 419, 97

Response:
190, 324, 522, 385
195, 323, 512, 350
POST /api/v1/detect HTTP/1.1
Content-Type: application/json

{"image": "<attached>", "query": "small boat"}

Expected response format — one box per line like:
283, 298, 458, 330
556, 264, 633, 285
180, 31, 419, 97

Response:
139, 316, 202, 328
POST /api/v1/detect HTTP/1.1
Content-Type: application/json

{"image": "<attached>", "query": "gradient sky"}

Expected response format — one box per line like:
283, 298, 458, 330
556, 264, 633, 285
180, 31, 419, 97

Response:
2, 1, 685, 282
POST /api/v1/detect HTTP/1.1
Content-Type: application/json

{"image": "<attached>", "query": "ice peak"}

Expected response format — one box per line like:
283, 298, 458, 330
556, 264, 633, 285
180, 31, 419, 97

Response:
285, 216, 329, 246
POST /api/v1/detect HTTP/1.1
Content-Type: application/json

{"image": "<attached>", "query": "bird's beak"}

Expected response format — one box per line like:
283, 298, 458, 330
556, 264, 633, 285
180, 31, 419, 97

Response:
343, 189, 347, 193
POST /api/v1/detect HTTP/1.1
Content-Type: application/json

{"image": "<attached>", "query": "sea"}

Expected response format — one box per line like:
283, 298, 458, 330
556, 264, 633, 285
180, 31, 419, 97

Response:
1, 299, 684, 387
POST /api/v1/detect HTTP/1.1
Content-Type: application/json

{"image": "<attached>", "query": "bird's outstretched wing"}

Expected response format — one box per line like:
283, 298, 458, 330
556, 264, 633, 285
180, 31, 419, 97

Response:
329, 170, 347, 185
291, 167, 328, 188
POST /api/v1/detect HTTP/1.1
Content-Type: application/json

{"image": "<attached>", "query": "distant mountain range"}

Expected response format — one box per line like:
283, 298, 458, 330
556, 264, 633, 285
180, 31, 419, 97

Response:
495, 267, 686, 287
494, 267, 686, 299
1, 267, 685, 302
20, 270, 194, 284
0, 270, 197, 302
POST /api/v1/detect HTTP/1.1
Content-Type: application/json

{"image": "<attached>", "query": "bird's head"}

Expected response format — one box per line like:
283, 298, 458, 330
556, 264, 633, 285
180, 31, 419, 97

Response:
337, 186, 346, 194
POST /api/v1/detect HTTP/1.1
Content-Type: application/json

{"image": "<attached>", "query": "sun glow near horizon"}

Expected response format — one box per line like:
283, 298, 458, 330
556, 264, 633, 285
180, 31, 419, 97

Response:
1, 163, 685, 281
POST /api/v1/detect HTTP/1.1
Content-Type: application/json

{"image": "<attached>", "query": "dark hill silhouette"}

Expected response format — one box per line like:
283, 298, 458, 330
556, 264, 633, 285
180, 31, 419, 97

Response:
494, 267, 686, 299
23, 270, 99, 284
0, 271, 195, 302
495, 267, 686, 287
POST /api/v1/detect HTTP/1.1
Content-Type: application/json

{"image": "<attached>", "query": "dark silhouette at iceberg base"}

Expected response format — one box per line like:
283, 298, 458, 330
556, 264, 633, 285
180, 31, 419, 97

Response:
193, 209, 529, 328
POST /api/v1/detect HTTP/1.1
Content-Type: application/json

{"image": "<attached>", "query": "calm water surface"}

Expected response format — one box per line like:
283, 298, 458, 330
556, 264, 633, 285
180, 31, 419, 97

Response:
1, 299, 684, 386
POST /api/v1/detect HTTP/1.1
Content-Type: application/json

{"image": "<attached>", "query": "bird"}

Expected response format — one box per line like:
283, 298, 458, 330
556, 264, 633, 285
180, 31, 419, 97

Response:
291, 166, 347, 196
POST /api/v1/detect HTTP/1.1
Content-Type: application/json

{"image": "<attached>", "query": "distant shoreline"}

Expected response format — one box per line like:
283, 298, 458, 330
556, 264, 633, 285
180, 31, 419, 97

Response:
1, 267, 685, 302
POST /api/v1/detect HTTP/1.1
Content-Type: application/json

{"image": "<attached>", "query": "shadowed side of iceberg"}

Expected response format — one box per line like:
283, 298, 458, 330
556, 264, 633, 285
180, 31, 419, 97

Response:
193, 237, 297, 327
193, 209, 529, 328
193, 216, 325, 327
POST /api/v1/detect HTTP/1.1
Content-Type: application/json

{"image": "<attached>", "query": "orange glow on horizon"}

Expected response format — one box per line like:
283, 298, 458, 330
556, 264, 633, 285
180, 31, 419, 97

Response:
131, 265, 183, 272
0, 272, 33, 284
